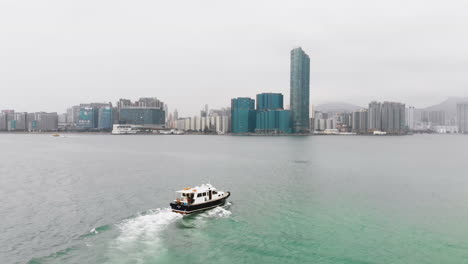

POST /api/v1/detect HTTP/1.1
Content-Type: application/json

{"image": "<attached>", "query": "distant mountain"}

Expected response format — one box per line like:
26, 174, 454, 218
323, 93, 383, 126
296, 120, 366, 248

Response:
315, 102, 363, 113
422, 97, 468, 117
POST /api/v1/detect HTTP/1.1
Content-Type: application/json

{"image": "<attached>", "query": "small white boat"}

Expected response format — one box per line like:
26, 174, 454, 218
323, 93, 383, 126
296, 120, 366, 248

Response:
111, 124, 139, 135
170, 184, 230, 215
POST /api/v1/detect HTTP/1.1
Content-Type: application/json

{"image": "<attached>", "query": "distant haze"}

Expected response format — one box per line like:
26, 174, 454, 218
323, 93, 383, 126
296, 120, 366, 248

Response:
1, 0, 467, 116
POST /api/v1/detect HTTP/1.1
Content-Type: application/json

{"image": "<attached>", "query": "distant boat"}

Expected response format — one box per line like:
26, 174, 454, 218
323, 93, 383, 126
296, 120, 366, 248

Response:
373, 131, 387, 135
170, 184, 230, 215
111, 124, 139, 135
51, 134, 60, 137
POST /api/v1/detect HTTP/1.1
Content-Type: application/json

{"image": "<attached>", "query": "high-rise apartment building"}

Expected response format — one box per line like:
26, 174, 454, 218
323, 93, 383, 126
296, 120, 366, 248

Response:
368, 101, 382, 132
352, 109, 368, 133
381, 102, 405, 134
28, 112, 59, 131
231, 97, 256, 133
406, 106, 415, 130
290, 47, 310, 133
457, 103, 468, 133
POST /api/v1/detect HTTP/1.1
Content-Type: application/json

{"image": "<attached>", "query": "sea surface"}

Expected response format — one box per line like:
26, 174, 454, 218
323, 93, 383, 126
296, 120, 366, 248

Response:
1, 134, 468, 264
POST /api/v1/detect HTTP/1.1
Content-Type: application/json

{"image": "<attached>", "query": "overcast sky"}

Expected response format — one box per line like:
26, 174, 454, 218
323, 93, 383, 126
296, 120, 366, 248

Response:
1, 0, 467, 116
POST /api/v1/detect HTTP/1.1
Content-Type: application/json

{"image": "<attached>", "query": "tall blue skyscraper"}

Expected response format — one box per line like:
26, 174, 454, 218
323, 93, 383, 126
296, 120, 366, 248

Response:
231, 97, 256, 133
290, 47, 310, 133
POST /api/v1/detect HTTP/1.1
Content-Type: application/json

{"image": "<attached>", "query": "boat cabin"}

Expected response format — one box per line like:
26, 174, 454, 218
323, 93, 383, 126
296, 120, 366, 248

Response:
174, 184, 224, 206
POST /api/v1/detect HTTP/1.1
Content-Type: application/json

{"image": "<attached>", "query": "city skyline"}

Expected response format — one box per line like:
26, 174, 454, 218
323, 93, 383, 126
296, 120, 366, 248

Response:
1, 0, 468, 116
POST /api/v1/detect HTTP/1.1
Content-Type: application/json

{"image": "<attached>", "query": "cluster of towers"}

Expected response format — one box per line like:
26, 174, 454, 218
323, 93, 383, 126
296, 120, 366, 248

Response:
231, 47, 310, 134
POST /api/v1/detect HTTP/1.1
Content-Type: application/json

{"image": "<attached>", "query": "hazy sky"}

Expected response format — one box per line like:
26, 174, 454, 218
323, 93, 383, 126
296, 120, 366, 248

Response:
1, 0, 467, 116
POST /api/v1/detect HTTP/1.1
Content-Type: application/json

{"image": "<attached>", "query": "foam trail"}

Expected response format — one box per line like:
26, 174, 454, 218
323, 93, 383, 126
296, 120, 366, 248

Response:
116, 208, 182, 246
200, 204, 232, 219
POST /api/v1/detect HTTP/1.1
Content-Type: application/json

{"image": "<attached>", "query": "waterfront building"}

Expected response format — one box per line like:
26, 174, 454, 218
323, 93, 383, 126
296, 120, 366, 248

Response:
194, 116, 201, 131
421, 110, 445, 125
98, 106, 113, 130
0, 110, 14, 131
119, 107, 165, 126
429, 111, 446, 126
381, 102, 405, 134
310, 118, 315, 131
352, 109, 368, 133
164, 105, 169, 121
255, 93, 291, 134
0, 112, 6, 131
28, 112, 58, 131
406, 106, 415, 130
112, 107, 119, 125
457, 103, 468, 133
255, 110, 292, 134
290, 47, 310, 133
231, 97, 256, 133
11, 112, 28, 131
368, 101, 382, 132
184, 117, 191, 130
256, 93, 283, 110
77, 106, 98, 130
326, 118, 336, 130
336, 113, 352, 127
176, 118, 186, 130
200, 116, 207, 131
190, 116, 198, 131
66, 106, 81, 124
115, 98, 165, 127
314, 118, 325, 131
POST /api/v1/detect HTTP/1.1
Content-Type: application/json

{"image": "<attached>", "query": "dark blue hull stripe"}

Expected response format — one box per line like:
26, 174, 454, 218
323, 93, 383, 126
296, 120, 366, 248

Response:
170, 192, 230, 214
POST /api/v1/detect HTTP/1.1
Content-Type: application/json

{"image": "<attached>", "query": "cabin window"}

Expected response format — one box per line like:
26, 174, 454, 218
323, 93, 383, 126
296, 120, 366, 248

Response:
197, 193, 202, 197
203, 193, 206, 196
213, 191, 217, 194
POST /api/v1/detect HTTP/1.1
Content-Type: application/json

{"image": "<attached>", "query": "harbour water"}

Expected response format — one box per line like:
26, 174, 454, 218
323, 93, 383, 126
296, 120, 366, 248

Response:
1, 134, 468, 264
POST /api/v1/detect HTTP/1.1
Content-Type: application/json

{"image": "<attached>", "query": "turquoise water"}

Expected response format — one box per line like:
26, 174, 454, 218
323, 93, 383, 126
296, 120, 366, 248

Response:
1, 134, 468, 263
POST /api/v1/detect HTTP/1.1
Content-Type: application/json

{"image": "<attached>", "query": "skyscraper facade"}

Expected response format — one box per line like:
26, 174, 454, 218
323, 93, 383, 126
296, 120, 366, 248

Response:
98, 106, 113, 130
457, 103, 468, 133
256, 93, 283, 110
406, 106, 415, 130
255, 93, 291, 134
119, 108, 165, 126
368, 101, 382, 132
29, 112, 59, 131
256, 110, 292, 134
290, 47, 310, 133
352, 109, 368, 133
381, 102, 406, 134
77, 106, 98, 130
231, 97, 256, 133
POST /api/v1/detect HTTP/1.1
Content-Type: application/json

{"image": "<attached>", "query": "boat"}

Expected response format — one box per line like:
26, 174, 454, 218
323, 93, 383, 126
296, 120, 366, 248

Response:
170, 184, 230, 215
51, 134, 60, 137
111, 124, 139, 135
